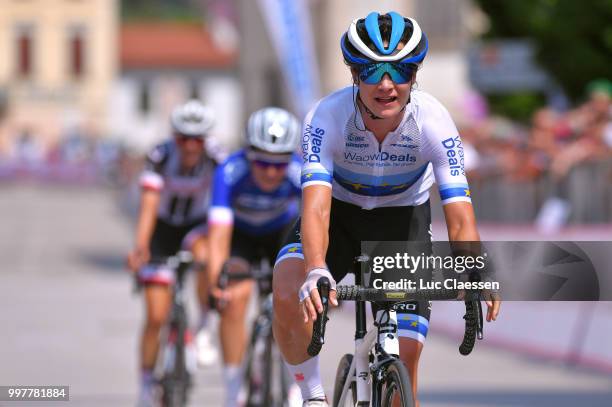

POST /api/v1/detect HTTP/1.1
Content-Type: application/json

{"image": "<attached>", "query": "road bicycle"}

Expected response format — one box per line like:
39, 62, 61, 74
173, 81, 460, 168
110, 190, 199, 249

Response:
309, 255, 484, 407
216, 258, 297, 407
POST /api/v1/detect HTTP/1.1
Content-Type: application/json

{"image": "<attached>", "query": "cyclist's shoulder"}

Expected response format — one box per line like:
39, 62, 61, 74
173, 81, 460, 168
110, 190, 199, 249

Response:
216, 149, 249, 186
204, 136, 228, 164
145, 139, 175, 168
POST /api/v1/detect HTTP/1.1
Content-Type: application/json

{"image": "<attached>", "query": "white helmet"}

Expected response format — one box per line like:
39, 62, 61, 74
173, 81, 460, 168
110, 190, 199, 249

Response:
171, 100, 215, 137
247, 107, 300, 154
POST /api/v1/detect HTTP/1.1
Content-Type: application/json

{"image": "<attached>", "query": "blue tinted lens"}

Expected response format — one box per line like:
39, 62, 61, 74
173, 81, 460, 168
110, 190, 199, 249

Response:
357, 63, 415, 84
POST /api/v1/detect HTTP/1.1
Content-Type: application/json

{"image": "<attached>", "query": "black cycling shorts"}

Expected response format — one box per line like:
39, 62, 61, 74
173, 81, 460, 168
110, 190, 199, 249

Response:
139, 217, 207, 285
231, 221, 296, 267
276, 198, 433, 343
149, 217, 207, 258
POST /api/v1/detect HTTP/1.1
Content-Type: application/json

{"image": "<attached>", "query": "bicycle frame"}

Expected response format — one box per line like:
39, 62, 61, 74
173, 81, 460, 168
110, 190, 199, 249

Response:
336, 311, 402, 405
336, 257, 402, 406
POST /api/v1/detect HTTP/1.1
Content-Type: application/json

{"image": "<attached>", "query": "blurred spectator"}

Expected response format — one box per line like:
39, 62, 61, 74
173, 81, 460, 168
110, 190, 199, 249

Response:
535, 79, 612, 231
16, 130, 45, 167
451, 78, 612, 228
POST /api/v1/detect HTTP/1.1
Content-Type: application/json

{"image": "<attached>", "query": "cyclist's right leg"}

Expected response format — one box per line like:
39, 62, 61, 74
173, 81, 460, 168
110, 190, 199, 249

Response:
139, 282, 172, 405
136, 219, 187, 406
141, 284, 173, 368
272, 217, 352, 405
273, 256, 327, 404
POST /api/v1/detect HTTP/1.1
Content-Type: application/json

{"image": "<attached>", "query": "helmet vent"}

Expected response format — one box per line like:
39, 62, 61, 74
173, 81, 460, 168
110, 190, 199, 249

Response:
268, 122, 286, 143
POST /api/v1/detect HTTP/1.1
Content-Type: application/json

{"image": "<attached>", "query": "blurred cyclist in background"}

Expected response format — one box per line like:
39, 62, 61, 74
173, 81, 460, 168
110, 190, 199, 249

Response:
126, 100, 223, 406
207, 107, 302, 407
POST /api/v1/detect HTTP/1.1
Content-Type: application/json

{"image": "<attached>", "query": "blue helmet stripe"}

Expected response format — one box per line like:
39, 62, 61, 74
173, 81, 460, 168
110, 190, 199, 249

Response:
364, 12, 386, 55
387, 12, 406, 54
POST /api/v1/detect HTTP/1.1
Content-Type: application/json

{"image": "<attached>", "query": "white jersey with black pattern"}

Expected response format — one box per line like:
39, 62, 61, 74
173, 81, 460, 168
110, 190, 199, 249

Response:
139, 139, 223, 225
300, 86, 472, 209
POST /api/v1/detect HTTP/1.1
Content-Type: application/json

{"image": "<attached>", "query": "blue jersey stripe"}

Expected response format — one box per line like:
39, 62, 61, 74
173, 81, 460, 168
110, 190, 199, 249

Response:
440, 187, 471, 201
398, 317, 429, 336
334, 163, 429, 186
301, 171, 332, 185
333, 164, 428, 197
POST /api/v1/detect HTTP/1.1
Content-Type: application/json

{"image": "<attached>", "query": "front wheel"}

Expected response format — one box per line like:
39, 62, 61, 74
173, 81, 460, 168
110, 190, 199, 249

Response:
332, 354, 356, 407
380, 360, 413, 407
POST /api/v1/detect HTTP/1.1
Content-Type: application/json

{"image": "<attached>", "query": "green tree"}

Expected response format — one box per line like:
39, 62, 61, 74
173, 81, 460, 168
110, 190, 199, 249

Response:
473, 0, 612, 102
121, 0, 204, 22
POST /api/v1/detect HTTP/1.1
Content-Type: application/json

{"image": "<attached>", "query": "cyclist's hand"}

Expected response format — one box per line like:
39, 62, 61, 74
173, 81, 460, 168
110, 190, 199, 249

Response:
127, 247, 150, 272
483, 290, 501, 322
299, 268, 338, 323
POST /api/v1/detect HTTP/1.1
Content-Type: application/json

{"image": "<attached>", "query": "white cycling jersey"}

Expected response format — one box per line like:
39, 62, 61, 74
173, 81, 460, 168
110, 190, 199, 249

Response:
301, 86, 471, 209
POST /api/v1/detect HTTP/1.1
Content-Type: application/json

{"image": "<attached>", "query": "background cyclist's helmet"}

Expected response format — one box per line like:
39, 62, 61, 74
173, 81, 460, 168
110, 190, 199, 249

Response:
246, 107, 300, 154
341, 11, 428, 65
171, 100, 215, 137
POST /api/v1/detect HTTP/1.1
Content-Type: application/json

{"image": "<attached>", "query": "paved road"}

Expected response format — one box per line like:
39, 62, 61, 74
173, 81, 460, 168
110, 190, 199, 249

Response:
0, 184, 611, 406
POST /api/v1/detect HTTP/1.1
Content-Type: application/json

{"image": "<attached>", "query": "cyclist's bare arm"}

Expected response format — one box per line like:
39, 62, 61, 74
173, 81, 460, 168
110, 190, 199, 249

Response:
301, 185, 338, 320
207, 221, 233, 298
128, 189, 160, 271
442, 201, 500, 321
442, 201, 480, 242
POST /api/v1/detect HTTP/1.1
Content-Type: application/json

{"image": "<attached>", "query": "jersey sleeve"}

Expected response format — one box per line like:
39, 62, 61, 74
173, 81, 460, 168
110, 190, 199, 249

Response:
208, 161, 234, 225
287, 154, 303, 196
301, 100, 335, 189
421, 101, 472, 206
139, 143, 169, 191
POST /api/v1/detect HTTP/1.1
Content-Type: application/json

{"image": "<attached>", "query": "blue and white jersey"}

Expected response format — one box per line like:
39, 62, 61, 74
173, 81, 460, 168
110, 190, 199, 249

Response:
301, 87, 471, 209
208, 150, 301, 234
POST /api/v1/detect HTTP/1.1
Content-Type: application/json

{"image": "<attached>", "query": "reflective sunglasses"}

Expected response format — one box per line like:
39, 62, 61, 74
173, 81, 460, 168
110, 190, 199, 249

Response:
253, 160, 289, 170
247, 150, 292, 169
355, 62, 416, 85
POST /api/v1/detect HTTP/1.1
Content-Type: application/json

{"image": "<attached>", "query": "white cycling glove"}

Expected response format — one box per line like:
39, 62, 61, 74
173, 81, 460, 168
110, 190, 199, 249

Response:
298, 267, 337, 302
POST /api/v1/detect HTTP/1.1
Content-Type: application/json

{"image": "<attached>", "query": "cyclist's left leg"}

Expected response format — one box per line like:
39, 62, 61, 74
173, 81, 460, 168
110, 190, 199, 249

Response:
397, 301, 431, 407
361, 200, 432, 407
183, 224, 219, 366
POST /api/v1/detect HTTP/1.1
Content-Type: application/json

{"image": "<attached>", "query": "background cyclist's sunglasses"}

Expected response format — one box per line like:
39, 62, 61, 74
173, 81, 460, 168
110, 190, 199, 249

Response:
247, 150, 292, 169
355, 62, 416, 85
253, 160, 289, 170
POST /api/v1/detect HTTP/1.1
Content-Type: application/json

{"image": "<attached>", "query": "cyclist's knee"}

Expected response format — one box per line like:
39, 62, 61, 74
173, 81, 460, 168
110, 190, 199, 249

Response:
272, 258, 303, 317
221, 282, 252, 321
144, 287, 171, 330
191, 237, 208, 262
145, 309, 167, 332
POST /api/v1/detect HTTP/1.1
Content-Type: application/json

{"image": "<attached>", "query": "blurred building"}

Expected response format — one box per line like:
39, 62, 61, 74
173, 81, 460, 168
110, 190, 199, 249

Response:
109, 21, 241, 153
0, 0, 118, 155
240, 0, 480, 121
